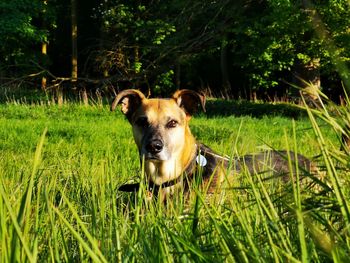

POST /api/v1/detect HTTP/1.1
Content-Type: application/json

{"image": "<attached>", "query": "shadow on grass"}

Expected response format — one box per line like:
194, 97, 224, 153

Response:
204, 99, 307, 119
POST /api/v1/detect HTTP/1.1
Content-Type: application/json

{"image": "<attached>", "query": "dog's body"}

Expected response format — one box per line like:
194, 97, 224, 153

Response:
112, 89, 319, 200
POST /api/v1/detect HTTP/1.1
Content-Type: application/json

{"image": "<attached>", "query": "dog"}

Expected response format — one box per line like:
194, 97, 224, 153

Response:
111, 89, 321, 201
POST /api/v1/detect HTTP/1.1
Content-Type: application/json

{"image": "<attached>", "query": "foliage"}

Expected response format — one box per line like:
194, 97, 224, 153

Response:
229, 0, 350, 90
153, 70, 175, 96
0, 0, 56, 75
93, 1, 176, 80
0, 0, 349, 99
90, 0, 350, 96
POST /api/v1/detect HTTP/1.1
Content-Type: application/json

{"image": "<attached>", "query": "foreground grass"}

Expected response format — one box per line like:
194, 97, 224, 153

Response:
0, 102, 348, 262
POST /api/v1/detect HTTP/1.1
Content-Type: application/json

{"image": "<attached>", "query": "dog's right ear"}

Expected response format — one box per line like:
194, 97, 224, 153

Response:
172, 89, 206, 118
110, 89, 146, 121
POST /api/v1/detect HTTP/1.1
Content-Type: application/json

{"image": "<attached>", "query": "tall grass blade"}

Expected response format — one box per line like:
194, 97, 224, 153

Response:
0, 182, 35, 263
303, 96, 350, 225
196, 191, 249, 262
165, 223, 206, 262
52, 192, 108, 263
284, 124, 308, 262
45, 189, 64, 262
52, 203, 106, 263
5, 128, 46, 262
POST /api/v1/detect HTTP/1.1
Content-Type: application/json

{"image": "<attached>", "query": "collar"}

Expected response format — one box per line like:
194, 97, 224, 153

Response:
118, 144, 209, 194
147, 144, 201, 194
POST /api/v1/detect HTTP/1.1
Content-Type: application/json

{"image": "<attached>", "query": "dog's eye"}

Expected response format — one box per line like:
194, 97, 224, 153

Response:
135, 117, 149, 127
166, 120, 178, 128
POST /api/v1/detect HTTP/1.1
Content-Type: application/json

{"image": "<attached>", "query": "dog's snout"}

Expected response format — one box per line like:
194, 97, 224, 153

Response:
146, 139, 164, 154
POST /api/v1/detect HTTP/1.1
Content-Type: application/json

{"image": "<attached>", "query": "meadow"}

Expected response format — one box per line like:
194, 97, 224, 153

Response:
0, 99, 349, 262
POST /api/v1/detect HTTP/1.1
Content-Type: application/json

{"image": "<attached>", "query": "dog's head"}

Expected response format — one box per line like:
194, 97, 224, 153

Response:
111, 89, 205, 163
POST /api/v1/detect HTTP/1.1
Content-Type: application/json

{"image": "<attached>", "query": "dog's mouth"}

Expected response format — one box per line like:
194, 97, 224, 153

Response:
145, 155, 161, 161
143, 154, 163, 162
141, 151, 170, 162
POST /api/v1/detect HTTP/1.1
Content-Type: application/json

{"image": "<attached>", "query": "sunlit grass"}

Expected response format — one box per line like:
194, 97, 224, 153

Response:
0, 101, 348, 261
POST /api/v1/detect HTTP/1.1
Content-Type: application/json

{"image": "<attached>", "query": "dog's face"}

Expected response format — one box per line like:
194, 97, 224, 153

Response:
111, 90, 205, 164
131, 98, 187, 161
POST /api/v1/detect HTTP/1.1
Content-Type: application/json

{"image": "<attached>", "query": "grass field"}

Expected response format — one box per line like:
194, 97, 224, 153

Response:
0, 100, 349, 262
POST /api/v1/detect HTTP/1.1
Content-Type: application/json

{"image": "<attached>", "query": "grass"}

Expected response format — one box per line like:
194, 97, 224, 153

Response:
0, 100, 348, 262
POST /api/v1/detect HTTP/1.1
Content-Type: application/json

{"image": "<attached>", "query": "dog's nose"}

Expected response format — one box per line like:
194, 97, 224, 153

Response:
146, 139, 164, 154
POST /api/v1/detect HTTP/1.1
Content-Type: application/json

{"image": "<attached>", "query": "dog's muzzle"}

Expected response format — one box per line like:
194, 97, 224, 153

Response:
146, 139, 164, 154
141, 138, 169, 160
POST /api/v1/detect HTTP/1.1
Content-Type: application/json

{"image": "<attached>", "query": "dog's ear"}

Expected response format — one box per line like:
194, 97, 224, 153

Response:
110, 89, 146, 121
172, 89, 206, 117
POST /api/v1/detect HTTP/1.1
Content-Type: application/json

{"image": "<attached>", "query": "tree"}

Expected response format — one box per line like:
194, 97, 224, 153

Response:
71, 0, 78, 84
1, 0, 349, 101
0, 0, 52, 80
93, 1, 176, 92
41, 0, 48, 90
228, 0, 350, 99
93, 0, 241, 96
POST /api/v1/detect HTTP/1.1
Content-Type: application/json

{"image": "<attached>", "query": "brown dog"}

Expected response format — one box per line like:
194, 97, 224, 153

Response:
111, 89, 319, 200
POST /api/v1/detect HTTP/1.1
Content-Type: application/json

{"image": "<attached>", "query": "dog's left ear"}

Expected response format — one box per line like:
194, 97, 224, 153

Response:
172, 89, 206, 117
110, 89, 146, 121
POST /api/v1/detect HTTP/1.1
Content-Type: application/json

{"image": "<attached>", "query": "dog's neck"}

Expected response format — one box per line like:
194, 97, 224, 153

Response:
144, 126, 197, 186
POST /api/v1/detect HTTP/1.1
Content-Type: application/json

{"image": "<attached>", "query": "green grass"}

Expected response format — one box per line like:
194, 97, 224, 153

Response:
0, 101, 348, 262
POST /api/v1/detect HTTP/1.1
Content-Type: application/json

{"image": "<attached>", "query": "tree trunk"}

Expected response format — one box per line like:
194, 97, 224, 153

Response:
41, 0, 48, 91
220, 38, 231, 99
71, 0, 78, 85
41, 42, 47, 91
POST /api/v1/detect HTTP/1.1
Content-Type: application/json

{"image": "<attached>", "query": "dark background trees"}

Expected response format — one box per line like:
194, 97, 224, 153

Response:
0, 0, 349, 102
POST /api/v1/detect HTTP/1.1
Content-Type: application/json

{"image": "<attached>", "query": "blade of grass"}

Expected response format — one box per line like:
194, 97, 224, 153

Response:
284, 123, 308, 263
225, 198, 262, 260
58, 221, 71, 261
53, 193, 108, 263
194, 190, 249, 262
115, 228, 122, 263
2, 128, 46, 262
303, 96, 350, 226
245, 170, 281, 261
135, 155, 146, 225
9, 128, 46, 262
45, 186, 67, 262
249, 160, 294, 255
0, 192, 9, 262
164, 223, 207, 262
0, 181, 35, 263
154, 224, 172, 263
51, 203, 106, 263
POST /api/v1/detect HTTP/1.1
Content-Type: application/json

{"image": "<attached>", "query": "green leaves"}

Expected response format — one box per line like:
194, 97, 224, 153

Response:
0, 0, 54, 76
1, 0, 349, 97
230, 0, 350, 90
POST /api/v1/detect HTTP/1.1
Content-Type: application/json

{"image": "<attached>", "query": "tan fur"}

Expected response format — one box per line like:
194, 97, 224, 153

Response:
111, 90, 203, 191
137, 99, 192, 185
